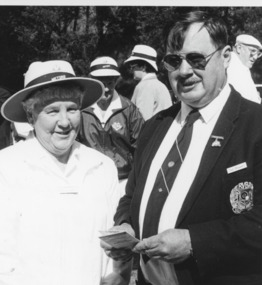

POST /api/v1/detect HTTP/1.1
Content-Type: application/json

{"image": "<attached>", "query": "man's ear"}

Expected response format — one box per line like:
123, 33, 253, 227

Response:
235, 43, 242, 54
222, 45, 231, 68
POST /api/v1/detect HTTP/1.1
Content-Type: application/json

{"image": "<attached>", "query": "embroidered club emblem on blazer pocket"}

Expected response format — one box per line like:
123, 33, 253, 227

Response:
230, 181, 254, 214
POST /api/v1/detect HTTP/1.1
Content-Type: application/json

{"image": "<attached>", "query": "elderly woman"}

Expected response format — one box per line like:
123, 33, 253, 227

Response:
0, 60, 131, 285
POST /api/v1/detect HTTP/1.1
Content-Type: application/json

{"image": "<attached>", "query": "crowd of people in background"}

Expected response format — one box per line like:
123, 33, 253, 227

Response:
78, 56, 144, 196
0, 9, 262, 285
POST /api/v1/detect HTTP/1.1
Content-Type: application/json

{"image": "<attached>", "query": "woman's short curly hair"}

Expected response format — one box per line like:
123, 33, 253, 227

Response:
22, 82, 84, 117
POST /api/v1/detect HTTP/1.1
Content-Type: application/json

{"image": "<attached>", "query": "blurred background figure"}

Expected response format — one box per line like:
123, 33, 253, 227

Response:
0, 86, 33, 148
78, 56, 144, 196
0, 86, 12, 149
227, 34, 262, 103
11, 122, 33, 142
124, 44, 173, 120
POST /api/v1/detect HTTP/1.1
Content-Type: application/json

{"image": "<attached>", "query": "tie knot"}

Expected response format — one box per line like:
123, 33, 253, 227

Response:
186, 109, 201, 126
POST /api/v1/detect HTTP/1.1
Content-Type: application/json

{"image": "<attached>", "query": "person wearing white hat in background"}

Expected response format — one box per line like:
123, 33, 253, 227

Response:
78, 56, 144, 198
124, 44, 173, 120
0, 60, 131, 285
227, 34, 262, 103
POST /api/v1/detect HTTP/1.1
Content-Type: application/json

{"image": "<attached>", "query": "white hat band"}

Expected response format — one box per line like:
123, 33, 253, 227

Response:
26, 72, 75, 88
90, 64, 119, 73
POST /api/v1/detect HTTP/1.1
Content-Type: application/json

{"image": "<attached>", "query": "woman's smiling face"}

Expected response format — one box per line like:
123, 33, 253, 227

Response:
31, 99, 81, 160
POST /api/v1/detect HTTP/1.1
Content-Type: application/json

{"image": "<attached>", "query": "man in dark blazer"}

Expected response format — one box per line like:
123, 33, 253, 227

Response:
102, 11, 262, 285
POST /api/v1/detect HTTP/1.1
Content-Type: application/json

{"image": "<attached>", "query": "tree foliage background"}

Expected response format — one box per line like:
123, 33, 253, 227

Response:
0, 6, 262, 96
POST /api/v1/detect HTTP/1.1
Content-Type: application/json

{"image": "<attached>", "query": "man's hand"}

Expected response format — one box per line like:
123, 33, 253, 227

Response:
132, 229, 192, 264
100, 223, 136, 262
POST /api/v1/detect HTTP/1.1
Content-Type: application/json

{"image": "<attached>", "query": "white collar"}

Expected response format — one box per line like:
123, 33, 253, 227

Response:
92, 90, 122, 113
180, 83, 231, 125
141, 73, 157, 81
91, 90, 122, 123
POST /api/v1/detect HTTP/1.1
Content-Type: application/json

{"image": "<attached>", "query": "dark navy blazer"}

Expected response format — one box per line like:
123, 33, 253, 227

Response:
115, 87, 262, 285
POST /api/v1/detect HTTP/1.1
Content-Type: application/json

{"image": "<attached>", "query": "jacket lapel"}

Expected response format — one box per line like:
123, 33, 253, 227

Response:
141, 103, 181, 167
176, 89, 242, 226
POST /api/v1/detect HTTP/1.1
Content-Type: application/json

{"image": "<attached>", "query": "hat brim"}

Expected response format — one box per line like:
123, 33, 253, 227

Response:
90, 69, 120, 77
124, 56, 158, 71
237, 41, 262, 49
1, 77, 104, 123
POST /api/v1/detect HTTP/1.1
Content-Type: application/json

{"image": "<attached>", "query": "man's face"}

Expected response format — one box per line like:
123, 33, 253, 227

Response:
237, 43, 261, 68
167, 23, 230, 109
129, 63, 145, 80
98, 76, 117, 101
31, 100, 81, 160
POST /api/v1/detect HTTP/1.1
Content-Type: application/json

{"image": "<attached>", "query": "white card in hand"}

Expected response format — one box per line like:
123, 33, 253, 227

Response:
99, 230, 139, 249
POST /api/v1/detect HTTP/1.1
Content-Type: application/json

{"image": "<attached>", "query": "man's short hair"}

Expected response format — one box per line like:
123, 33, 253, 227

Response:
165, 11, 228, 53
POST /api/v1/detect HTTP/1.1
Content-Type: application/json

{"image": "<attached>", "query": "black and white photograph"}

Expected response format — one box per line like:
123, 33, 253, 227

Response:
0, 1, 261, 284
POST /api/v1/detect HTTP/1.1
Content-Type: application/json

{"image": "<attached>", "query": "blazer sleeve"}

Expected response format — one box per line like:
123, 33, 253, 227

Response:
113, 128, 144, 226
113, 117, 151, 227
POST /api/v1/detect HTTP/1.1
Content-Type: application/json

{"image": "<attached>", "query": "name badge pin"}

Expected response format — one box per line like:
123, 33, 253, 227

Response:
211, 135, 224, 147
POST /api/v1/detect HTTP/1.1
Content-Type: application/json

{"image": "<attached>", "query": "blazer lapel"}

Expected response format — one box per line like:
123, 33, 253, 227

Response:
176, 89, 242, 226
141, 103, 181, 168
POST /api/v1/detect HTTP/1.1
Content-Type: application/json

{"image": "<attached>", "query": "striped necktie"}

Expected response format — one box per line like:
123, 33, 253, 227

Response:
142, 109, 200, 262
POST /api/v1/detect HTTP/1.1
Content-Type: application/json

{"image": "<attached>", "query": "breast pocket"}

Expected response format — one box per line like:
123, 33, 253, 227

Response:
223, 168, 254, 216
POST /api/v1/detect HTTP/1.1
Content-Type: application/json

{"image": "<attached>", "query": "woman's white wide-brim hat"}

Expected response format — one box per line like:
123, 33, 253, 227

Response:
1, 60, 104, 123
124, 44, 158, 71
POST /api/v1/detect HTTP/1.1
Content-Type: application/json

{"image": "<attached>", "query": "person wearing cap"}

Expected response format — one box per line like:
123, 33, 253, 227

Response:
78, 56, 144, 196
0, 60, 131, 285
124, 44, 173, 121
227, 34, 262, 103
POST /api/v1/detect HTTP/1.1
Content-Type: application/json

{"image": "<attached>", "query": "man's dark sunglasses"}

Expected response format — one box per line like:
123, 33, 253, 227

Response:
163, 47, 222, 71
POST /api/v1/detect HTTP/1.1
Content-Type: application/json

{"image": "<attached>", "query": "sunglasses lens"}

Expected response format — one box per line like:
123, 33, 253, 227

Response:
187, 53, 207, 70
163, 52, 210, 71
163, 55, 181, 71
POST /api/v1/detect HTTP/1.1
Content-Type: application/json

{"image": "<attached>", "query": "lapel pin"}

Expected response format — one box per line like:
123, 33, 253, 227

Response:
211, 135, 224, 147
